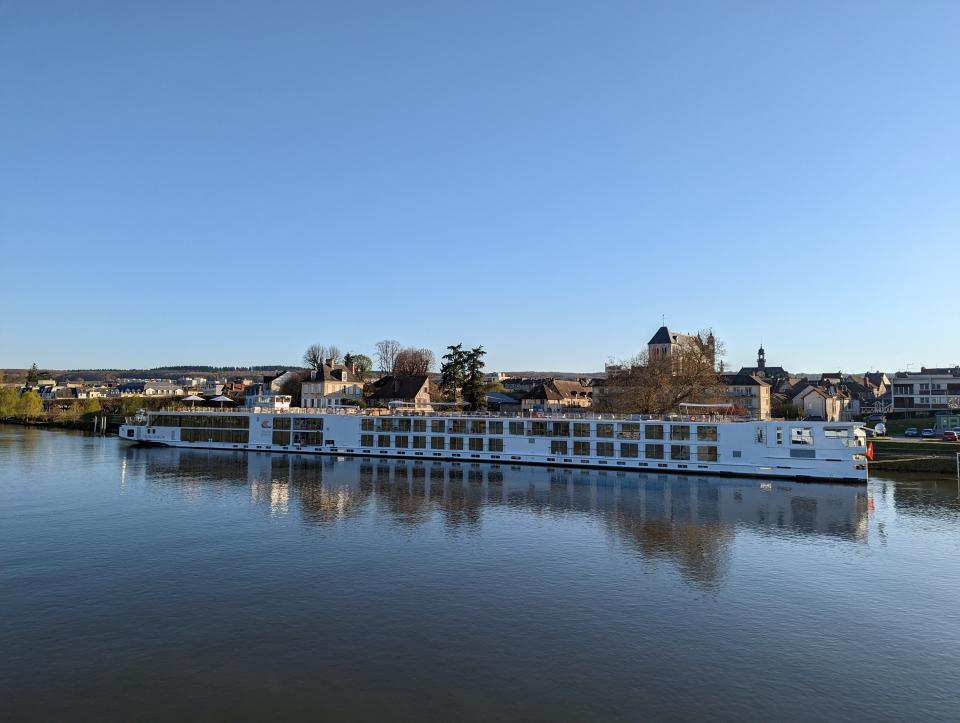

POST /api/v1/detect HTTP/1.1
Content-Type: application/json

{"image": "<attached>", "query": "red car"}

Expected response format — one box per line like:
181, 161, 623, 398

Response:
942, 430, 959, 442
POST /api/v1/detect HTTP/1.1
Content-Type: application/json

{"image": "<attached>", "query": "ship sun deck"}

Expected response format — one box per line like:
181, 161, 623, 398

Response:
120, 408, 869, 483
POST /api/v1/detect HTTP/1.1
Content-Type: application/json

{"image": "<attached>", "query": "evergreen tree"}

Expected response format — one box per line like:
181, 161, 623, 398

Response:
462, 346, 487, 411
26, 363, 39, 386
440, 344, 466, 401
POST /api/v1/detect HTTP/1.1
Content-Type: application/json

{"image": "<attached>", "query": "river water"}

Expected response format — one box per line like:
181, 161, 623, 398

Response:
1, 425, 959, 721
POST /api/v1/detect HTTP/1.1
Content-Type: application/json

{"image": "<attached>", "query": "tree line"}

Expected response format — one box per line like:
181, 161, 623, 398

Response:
302, 340, 437, 378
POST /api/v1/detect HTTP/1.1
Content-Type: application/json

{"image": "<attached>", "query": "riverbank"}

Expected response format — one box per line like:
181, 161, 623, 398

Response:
869, 439, 960, 475
0, 415, 118, 434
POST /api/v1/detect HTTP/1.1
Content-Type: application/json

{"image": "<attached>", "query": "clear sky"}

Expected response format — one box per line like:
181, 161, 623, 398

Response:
1, 1, 957, 373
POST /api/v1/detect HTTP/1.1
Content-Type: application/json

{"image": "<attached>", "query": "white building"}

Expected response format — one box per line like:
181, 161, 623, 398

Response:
891, 367, 960, 416
301, 363, 364, 409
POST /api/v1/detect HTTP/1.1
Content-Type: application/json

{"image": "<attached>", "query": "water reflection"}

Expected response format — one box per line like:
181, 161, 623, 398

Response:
888, 476, 960, 520
125, 447, 870, 584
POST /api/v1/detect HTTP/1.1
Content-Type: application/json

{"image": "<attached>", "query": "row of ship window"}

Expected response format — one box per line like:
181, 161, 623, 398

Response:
152, 416, 325, 430
359, 418, 718, 441
176, 429, 720, 461
357, 434, 719, 461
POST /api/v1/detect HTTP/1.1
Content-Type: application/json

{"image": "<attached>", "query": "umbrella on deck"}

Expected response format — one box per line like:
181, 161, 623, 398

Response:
181, 394, 204, 409
210, 395, 236, 409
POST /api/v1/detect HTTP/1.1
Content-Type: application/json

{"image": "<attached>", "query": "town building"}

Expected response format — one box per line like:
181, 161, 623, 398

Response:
113, 381, 185, 397
791, 384, 850, 422
520, 379, 593, 412
647, 326, 715, 373
365, 375, 432, 409
890, 367, 960, 416
720, 372, 771, 420
301, 362, 364, 409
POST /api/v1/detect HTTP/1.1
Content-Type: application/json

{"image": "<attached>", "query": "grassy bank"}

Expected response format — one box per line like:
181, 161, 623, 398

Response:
870, 438, 960, 475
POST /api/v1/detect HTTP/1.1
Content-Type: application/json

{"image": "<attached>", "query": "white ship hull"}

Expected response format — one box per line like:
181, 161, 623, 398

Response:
120, 410, 869, 482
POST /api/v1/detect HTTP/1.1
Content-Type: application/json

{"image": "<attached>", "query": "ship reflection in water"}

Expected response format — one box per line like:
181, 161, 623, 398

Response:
126, 446, 870, 586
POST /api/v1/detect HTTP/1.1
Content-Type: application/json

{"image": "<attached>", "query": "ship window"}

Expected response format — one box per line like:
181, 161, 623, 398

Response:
755, 427, 765, 443
697, 446, 718, 462
394, 435, 409, 448
468, 420, 486, 434
412, 436, 426, 449
431, 436, 445, 450
671, 445, 690, 460
824, 427, 851, 439
449, 437, 464, 450
596, 424, 614, 438
413, 420, 427, 433
528, 421, 548, 436
697, 426, 718, 441
670, 425, 690, 441
431, 419, 446, 433
645, 443, 664, 460
776, 427, 783, 445
645, 424, 664, 440
509, 421, 524, 435
790, 448, 816, 458
791, 427, 814, 445
361, 434, 374, 447
733, 450, 742, 458
489, 421, 503, 434
573, 441, 590, 456
551, 422, 570, 437
469, 437, 484, 451
596, 442, 614, 457
377, 435, 390, 447
620, 443, 639, 458
451, 420, 466, 434
361, 418, 374, 431
550, 440, 568, 455
618, 423, 641, 440
573, 423, 590, 437
488, 438, 503, 452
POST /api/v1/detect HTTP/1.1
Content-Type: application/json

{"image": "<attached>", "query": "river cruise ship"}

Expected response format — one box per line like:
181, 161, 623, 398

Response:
120, 403, 869, 482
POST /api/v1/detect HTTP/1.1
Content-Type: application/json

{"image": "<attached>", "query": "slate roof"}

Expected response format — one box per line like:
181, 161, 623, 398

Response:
721, 373, 770, 387
522, 379, 592, 401
366, 375, 430, 401
315, 364, 360, 383
648, 326, 674, 345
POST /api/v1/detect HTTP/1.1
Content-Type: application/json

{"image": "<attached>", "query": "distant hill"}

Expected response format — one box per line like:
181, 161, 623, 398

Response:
504, 371, 606, 379
0, 366, 306, 384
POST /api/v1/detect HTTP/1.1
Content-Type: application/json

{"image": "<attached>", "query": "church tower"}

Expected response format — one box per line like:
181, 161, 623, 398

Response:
757, 345, 766, 372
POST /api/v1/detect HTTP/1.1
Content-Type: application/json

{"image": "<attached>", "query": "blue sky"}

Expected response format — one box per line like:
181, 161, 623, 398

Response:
1, 1, 957, 373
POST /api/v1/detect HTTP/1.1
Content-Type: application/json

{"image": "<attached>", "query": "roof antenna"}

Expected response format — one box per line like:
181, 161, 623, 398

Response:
661, 313, 665, 326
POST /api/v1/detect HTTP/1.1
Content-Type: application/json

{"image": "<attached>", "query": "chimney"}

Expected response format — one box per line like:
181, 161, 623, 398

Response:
325, 357, 334, 367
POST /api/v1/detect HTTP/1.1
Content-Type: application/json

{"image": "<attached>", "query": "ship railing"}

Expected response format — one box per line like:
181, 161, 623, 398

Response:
141, 405, 762, 424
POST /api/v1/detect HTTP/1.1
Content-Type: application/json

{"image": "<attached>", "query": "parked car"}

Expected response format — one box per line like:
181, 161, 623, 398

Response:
904, 427, 919, 437
921, 428, 937, 438
943, 430, 960, 442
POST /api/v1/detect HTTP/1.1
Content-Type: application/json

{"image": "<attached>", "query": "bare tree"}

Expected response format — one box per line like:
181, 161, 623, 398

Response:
326, 345, 342, 364
303, 344, 327, 371
598, 330, 725, 414
393, 347, 435, 376
375, 339, 401, 374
